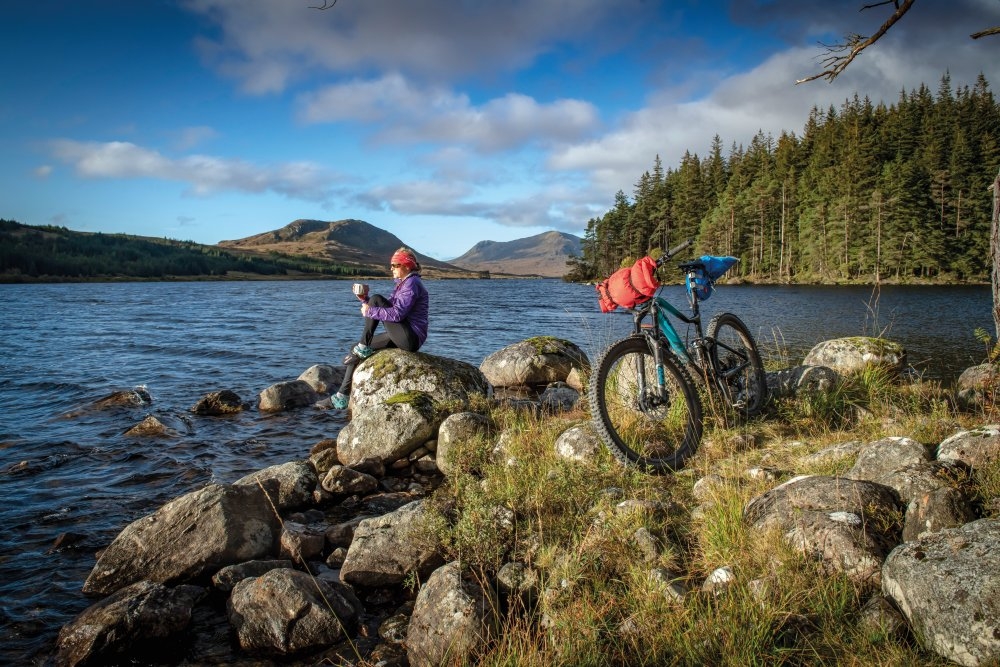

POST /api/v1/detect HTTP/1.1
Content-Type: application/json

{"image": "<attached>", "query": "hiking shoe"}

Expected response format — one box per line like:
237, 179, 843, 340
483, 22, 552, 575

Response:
342, 343, 375, 366
331, 392, 349, 409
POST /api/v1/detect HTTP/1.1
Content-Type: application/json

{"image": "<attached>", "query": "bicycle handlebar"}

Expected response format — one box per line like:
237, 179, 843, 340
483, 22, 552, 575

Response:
655, 238, 693, 267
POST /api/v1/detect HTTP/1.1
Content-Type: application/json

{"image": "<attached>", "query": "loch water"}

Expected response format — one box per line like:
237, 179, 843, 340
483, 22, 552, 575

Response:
0, 278, 991, 663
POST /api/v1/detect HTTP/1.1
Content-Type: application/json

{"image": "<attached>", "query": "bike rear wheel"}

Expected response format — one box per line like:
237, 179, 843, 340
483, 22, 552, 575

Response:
706, 312, 767, 417
588, 335, 703, 473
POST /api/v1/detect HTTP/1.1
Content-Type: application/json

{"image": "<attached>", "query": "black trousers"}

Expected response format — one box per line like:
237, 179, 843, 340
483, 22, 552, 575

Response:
338, 294, 421, 395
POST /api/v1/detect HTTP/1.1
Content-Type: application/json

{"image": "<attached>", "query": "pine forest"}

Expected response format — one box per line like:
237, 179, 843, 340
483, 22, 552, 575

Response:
566, 73, 1000, 284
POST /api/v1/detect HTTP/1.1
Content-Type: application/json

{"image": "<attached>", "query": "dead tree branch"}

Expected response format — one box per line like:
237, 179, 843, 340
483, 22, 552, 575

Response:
972, 26, 1000, 39
796, 0, 915, 84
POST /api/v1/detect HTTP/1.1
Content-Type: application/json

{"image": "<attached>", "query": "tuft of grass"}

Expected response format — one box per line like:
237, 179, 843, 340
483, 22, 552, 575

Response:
969, 456, 1000, 519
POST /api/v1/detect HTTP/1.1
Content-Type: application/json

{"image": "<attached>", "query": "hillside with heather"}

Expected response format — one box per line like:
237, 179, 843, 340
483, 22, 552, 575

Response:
217, 219, 476, 278
0, 218, 364, 282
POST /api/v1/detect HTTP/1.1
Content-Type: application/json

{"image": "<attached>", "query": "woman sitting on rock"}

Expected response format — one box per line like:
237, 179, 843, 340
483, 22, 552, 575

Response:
332, 247, 429, 409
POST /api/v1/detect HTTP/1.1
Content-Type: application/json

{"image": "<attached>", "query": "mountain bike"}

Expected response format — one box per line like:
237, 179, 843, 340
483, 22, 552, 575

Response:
588, 239, 767, 473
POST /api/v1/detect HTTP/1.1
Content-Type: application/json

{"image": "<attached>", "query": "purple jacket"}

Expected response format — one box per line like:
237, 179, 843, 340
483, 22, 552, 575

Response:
365, 273, 429, 346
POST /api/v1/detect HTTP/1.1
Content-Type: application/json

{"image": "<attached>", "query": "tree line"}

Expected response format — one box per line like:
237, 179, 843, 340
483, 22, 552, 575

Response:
0, 220, 366, 281
566, 72, 1000, 284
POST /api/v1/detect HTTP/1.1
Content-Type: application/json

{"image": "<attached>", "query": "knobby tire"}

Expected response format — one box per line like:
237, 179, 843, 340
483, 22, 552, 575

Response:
706, 312, 767, 418
588, 335, 703, 473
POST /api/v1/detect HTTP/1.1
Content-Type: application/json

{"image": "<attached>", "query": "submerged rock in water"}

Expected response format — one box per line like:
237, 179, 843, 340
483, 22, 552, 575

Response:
258, 379, 320, 412
190, 389, 245, 415
124, 415, 173, 437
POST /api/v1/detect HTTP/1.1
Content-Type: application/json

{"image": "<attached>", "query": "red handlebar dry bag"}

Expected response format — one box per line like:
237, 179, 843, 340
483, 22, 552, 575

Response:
596, 255, 659, 313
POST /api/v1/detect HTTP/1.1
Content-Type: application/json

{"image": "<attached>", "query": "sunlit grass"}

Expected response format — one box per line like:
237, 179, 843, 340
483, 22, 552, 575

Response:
422, 363, 988, 666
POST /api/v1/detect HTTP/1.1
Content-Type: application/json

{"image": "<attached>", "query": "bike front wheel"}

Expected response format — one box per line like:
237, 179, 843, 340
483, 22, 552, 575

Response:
588, 335, 703, 473
707, 312, 767, 417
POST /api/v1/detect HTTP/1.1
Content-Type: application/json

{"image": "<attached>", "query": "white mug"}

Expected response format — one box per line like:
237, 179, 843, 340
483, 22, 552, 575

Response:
352, 283, 369, 297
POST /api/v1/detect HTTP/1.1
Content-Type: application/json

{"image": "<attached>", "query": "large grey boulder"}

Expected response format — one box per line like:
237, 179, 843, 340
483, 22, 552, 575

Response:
882, 519, 1000, 666
340, 391, 439, 466
340, 499, 444, 587
954, 364, 1000, 411
228, 568, 360, 655
321, 465, 379, 496
338, 349, 490, 466
258, 379, 320, 412
765, 365, 839, 399
479, 336, 589, 389
803, 337, 906, 376
56, 581, 204, 667
297, 363, 345, 395
234, 460, 317, 511
406, 561, 498, 667
846, 436, 933, 482
744, 475, 902, 584
937, 425, 1000, 468
82, 483, 282, 596
871, 460, 974, 541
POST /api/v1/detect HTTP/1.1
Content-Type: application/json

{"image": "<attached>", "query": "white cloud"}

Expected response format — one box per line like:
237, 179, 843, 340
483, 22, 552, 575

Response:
355, 177, 599, 232
48, 140, 337, 201
548, 24, 997, 198
34, 165, 53, 178
299, 73, 600, 152
357, 179, 474, 215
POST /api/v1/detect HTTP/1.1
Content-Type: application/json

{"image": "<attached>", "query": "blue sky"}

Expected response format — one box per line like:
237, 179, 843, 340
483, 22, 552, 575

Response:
2, 1, 998, 260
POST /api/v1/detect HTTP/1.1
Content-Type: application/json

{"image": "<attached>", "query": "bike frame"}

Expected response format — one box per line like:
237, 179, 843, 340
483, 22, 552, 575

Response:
629, 290, 701, 364
627, 251, 752, 399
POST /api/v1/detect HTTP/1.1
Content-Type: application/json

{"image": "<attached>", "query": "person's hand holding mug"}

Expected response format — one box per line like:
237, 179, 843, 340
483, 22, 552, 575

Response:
352, 283, 369, 301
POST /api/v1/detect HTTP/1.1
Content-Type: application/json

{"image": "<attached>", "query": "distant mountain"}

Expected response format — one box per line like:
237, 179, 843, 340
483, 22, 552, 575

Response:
449, 231, 581, 278
218, 219, 472, 277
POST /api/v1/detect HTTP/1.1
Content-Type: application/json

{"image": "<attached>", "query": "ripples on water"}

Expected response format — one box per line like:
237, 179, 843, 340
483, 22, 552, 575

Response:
0, 279, 991, 662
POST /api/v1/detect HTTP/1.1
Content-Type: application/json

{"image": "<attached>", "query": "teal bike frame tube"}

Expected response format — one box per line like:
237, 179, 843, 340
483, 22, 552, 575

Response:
655, 297, 690, 363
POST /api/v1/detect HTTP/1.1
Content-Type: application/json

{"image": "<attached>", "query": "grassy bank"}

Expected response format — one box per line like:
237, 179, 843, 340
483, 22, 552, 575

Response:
423, 367, 999, 666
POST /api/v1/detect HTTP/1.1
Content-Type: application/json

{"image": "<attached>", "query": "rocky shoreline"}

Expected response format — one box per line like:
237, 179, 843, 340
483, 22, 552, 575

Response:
54, 336, 1000, 666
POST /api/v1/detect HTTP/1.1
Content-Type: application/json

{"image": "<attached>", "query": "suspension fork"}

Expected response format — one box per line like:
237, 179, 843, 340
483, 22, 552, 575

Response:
648, 335, 669, 398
